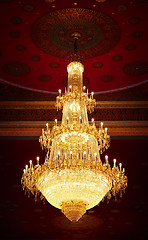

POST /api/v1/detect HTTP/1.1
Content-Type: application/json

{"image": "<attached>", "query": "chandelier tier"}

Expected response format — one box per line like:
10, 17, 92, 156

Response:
21, 59, 127, 222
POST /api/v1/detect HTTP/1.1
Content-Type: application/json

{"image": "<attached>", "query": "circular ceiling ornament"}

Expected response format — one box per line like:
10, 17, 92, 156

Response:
112, 55, 122, 61
23, 4, 34, 12
101, 75, 114, 82
116, 5, 128, 12
92, 62, 103, 68
30, 56, 40, 61
126, 44, 136, 50
10, 16, 22, 24
38, 75, 51, 82
49, 62, 60, 68
31, 8, 121, 58
132, 31, 143, 38
128, 17, 141, 24
16, 45, 26, 51
123, 61, 148, 76
9, 31, 20, 38
3, 62, 30, 76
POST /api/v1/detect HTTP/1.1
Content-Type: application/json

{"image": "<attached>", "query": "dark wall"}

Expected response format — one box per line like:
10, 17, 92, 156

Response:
0, 138, 148, 240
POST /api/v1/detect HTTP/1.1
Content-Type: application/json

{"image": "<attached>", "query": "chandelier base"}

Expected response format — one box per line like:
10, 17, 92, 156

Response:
61, 200, 87, 222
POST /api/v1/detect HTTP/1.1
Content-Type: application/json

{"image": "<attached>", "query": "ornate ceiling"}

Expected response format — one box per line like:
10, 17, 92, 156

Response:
0, 0, 148, 94
0, 0, 148, 137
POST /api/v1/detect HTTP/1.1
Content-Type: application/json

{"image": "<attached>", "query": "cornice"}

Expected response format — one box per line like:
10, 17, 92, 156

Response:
0, 121, 147, 137
0, 101, 148, 109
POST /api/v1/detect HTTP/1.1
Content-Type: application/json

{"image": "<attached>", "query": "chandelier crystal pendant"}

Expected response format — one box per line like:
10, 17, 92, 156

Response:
21, 36, 127, 223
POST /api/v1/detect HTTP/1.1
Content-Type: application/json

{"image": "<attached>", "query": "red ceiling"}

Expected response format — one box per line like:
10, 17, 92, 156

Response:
0, 0, 148, 94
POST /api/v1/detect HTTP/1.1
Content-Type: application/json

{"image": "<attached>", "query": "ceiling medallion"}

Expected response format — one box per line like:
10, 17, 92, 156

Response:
23, 4, 34, 12
126, 44, 136, 51
128, 17, 141, 24
116, 5, 128, 12
10, 16, 22, 24
112, 55, 122, 61
49, 62, 60, 68
123, 61, 148, 76
132, 31, 143, 38
9, 31, 20, 38
101, 74, 114, 82
38, 75, 51, 82
93, 62, 103, 68
31, 8, 121, 58
30, 56, 41, 61
3, 62, 30, 76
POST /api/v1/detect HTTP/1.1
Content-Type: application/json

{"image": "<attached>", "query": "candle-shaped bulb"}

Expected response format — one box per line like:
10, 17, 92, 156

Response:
105, 155, 108, 164
69, 85, 72, 92
58, 152, 60, 160
29, 160, 32, 168
70, 151, 72, 159
80, 116, 82, 123
113, 159, 116, 168
119, 163, 122, 171
55, 119, 57, 126
92, 118, 95, 127
46, 123, 48, 130
66, 117, 69, 124
123, 168, 125, 173
58, 89, 61, 96
105, 128, 107, 134
101, 122, 103, 128
84, 151, 86, 159
91, 92, 94, 99
25, 165, 28, 170
94, 153, 97, 160
36, 156, 40, 165
83, 86, 86, 92
23, 169, 26, 174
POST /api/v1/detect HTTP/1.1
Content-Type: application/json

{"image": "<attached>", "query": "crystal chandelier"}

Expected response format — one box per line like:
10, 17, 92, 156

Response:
21, 35, 127, 222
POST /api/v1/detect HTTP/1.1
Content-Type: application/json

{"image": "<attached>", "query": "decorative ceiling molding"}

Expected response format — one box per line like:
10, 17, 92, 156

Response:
0, 121, 147, 137
0, 101, 147, 136
0, 101, 147, 109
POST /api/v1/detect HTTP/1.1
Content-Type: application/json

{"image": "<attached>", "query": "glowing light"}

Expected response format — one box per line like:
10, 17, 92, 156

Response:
21, 61, 127, 223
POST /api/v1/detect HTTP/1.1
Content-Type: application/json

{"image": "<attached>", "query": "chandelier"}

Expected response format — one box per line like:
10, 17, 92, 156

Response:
21, 34, 127, 222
